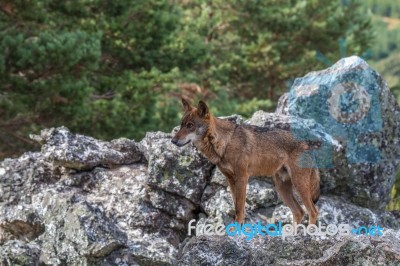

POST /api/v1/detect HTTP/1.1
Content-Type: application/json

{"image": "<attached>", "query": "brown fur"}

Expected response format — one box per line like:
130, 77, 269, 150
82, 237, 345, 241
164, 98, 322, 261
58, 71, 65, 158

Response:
172, 99, 320, 224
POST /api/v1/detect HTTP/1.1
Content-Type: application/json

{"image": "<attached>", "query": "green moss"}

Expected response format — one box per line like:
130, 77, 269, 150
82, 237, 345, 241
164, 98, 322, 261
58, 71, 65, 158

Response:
386, 177, 400, 211
162, 170, 169, 181
175, 171, 186, 183
178, 155, 193, 167
12, 255, 28, 265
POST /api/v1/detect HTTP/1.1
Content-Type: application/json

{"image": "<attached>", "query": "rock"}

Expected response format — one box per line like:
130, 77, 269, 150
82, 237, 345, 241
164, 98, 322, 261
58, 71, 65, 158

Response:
219, 114, 245, 125
0, 240, 41, 266
210, 168, 228, 186
140, 132, 214, 203
272, 195, 400, 229
82, 165, 196, 260
0, 152, 61, 205
178, 230, 400, 265
38, 195, 127, 264
178, 236, 251, 265
246, 178, 281, 210
0, 209, 44, 243
0, 129, 205, 265
200, 184, 235, 224
31, 126, 143, 170
276, 56, 400, 209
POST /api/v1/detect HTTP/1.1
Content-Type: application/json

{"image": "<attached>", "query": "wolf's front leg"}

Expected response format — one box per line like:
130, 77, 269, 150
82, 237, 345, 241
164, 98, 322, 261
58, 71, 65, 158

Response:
225, 175, 237, 211
233, 175, 248, 224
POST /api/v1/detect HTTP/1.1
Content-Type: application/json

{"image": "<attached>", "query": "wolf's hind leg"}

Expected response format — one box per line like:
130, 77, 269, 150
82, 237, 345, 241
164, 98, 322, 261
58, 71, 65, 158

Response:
272, 173, 304, 224
290, 166, 319, 225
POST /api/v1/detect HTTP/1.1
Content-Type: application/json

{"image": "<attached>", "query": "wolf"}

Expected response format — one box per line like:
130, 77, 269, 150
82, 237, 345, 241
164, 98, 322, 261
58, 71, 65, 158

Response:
171, 99, 320, 225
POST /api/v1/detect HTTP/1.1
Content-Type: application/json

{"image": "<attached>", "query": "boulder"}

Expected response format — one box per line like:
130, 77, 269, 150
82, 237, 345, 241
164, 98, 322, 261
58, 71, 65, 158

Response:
139, 132, 214, 203
0, 128, 208, 265
0, 152, 60, 205
30, 126, 143, 170
276, 56, 400, 209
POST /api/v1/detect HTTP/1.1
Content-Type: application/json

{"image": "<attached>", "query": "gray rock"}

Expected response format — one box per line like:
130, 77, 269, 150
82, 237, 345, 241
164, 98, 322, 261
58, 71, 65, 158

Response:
272, 195, 400, 229
0, 130, 203, 265
246, 178, 281, 210
210, 168, 228, 186
84, 165, 185, 265
178, 230, 400, 265
140, 132, 214, 203
0, 208, 44, 243
200, 185, 235, 224
178, 235, 251, 265
219, 114, 245, 125
31, 126, 143, 170
0, 240, 41, 266
0, 152, 61, 205
276, 56, 400, 209
38, 195, 127, 264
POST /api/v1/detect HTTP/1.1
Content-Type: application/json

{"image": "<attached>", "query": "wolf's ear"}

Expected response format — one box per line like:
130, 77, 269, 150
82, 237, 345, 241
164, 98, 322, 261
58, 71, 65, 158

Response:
197, 100, 209, 117
181, 98, 192, 112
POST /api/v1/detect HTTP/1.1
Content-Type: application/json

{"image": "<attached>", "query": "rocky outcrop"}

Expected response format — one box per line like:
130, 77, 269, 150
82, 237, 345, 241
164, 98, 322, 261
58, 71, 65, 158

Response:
1, 127, 399, 265
1, 57, 399, 265
0, 128, 214, 265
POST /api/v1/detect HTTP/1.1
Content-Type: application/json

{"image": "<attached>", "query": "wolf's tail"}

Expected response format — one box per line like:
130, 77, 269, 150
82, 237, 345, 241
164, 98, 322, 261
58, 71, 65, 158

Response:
311, 168, 320, 204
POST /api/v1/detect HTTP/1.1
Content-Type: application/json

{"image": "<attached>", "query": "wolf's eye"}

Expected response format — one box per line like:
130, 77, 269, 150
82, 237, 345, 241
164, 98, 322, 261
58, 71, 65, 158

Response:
187, 123, 194, 129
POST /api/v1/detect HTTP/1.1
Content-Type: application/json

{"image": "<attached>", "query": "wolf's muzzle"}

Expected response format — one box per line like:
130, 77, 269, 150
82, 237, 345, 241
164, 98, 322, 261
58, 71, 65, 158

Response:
171, 138, 190, 147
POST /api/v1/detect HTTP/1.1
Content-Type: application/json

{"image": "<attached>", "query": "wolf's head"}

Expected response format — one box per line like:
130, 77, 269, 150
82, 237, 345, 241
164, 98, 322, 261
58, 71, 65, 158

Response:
171, 98, 211, 147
